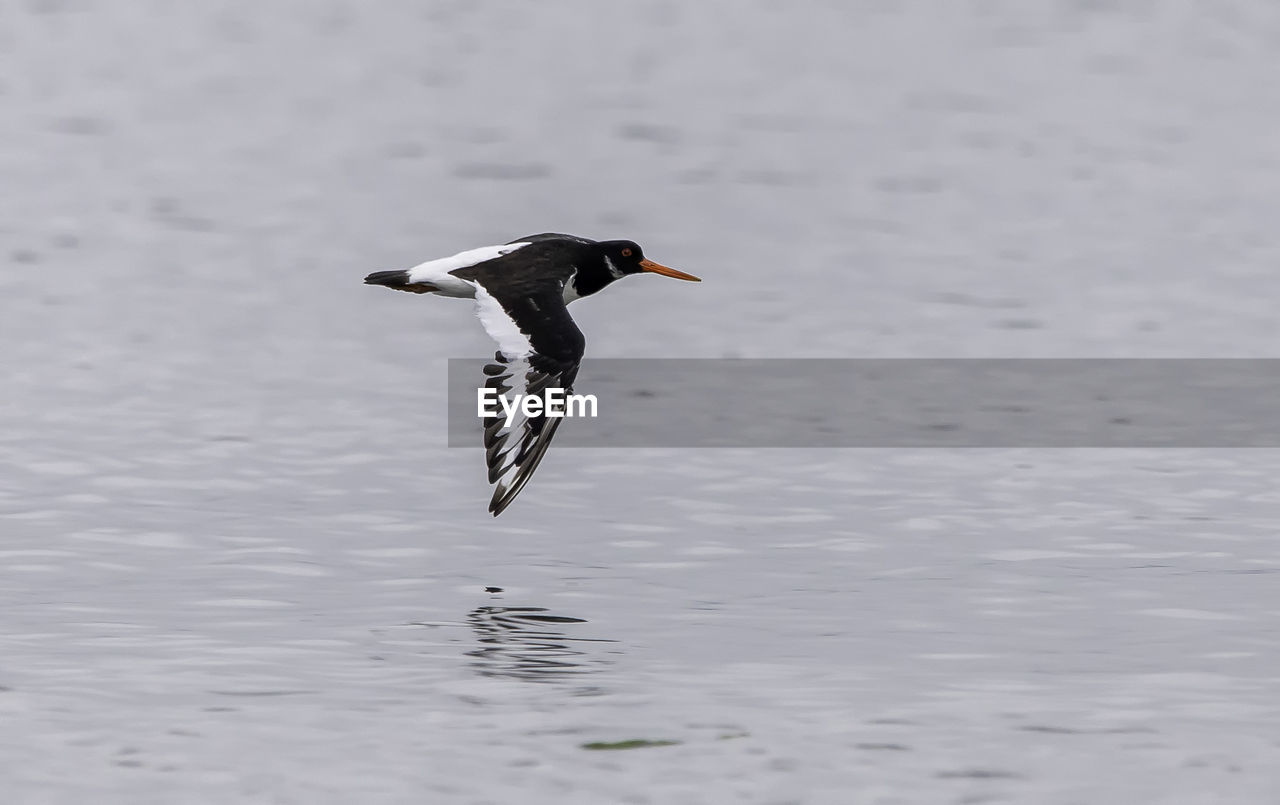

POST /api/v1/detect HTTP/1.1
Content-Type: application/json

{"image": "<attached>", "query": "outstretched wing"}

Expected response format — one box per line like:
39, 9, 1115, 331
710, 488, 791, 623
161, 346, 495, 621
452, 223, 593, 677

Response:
467, 279, 585, 516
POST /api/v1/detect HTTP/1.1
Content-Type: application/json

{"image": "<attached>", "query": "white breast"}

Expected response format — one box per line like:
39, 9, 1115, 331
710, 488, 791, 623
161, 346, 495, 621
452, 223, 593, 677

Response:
562, 270, 581, 303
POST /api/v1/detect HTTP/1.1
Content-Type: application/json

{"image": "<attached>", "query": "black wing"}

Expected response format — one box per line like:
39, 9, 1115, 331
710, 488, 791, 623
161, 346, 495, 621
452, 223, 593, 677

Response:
465, 277, 586, 516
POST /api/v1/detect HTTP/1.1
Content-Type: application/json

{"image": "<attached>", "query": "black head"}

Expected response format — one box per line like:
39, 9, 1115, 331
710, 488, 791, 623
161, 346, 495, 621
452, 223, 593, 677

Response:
565, 238, 701, 299
596, 239, 702, 281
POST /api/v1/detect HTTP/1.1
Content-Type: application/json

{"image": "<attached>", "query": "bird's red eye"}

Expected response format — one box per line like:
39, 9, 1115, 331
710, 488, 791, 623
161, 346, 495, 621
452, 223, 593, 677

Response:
621, 248, 633, 257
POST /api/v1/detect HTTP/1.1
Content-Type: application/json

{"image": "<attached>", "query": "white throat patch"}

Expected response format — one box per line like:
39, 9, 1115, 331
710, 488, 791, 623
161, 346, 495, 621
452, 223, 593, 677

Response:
603, 255, 624, 279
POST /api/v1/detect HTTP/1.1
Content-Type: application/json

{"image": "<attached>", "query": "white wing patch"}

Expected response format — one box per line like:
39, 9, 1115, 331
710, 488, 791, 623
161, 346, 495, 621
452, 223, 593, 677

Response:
406, 242, 531, 297
481, 354, 576, 516
470, 282, 534, 359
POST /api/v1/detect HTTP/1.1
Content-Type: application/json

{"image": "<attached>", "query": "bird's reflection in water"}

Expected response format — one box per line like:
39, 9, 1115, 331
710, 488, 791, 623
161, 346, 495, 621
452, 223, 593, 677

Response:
466, 605, 615, 686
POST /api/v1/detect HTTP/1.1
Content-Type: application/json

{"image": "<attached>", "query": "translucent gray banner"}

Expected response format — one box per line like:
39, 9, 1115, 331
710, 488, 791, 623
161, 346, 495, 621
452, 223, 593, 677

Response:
447, 359, 1280, 447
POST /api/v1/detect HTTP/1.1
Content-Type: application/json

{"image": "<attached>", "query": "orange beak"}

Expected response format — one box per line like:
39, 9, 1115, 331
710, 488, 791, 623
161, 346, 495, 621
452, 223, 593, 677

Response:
639, 259, 701, 282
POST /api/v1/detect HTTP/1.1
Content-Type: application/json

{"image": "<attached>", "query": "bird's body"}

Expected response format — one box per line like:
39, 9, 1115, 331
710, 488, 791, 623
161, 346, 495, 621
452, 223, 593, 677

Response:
364, 233, 700, 515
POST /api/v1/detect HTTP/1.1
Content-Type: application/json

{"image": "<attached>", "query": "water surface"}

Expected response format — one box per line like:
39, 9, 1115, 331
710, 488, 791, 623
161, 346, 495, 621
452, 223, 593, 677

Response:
4, 2, 1280, 802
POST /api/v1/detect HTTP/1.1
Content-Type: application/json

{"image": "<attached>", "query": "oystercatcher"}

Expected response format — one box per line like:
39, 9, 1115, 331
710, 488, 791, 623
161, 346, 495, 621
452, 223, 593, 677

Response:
364, 233, 700, 516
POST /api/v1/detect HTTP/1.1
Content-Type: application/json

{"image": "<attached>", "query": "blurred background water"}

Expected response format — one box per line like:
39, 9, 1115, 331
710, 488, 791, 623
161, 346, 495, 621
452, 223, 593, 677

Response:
3, 1, 1280, 802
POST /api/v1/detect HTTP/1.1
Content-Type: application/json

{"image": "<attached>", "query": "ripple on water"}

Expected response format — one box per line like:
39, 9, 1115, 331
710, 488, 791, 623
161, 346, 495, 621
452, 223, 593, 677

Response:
239, 564, 332, 577
193, 599, 296, 609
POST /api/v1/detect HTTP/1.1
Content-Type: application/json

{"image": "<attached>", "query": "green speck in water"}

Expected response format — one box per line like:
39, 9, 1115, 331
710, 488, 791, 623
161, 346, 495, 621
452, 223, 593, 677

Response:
581, 739, 681, 751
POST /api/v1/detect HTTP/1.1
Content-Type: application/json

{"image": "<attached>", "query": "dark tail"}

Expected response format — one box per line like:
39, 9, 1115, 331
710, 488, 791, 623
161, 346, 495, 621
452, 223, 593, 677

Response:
364, 270, 436, 294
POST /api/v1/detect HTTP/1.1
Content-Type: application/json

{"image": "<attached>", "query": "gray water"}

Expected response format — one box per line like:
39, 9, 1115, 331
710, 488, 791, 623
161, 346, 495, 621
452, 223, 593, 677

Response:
4, 2, 1280, 802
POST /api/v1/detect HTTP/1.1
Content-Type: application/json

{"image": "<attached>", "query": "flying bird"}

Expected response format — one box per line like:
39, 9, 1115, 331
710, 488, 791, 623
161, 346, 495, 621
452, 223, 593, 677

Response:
364, 233, 701, 515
